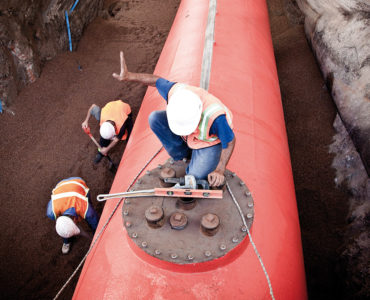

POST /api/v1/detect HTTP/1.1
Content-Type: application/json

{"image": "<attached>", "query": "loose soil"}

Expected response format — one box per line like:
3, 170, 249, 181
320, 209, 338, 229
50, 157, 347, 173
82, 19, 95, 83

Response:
0, 0, 353, 299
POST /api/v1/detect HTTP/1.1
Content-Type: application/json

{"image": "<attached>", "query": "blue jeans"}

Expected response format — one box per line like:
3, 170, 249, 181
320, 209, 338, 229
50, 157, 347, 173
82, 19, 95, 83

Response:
149, 110, 222, 180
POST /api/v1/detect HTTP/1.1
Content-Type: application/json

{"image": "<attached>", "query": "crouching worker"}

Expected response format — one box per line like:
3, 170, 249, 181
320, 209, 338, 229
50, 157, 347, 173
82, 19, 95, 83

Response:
113, 51, 235, 187
82, 100, 133, 164
46, 177, 99, 254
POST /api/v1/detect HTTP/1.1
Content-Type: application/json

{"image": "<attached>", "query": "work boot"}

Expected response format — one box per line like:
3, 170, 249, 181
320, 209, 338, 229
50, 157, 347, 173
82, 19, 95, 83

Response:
94, 152, 103, 164
62, 243, 71, 254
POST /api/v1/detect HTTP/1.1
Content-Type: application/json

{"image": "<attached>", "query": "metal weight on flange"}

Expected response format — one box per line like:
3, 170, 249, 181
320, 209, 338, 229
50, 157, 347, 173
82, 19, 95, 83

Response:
121, 160, 255, 264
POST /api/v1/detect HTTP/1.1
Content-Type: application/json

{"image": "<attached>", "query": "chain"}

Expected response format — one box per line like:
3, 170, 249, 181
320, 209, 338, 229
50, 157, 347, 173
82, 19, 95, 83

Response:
53, 147, 163, 300
226, 181, 275, 300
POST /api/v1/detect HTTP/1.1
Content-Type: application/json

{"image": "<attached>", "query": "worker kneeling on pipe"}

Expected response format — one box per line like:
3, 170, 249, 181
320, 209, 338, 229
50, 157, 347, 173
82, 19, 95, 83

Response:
46, 177, 99, 254
82, 100, 133, 164
113, 51, 235, 187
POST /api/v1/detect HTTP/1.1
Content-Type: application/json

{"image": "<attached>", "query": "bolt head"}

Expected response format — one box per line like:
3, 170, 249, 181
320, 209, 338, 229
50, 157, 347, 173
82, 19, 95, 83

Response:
201, 213, 220, 230
205, 251, 211, 257
124, 199, 130, 204
142, 241, 147, 248
247, 213, 253, 219
154, 249, 161, 255
123, 210, 129, 216
187, 254, 194, 260
171, 253, 178, 259
245, 191, 251, 197
174, 213, 183, 222
170, 212, 187, 230
145, 205, 164, 222
150, 207, 158, 214
220, 244, 226, 251
125, 221, 131, 228
248, 202, 253, 207
241, 226, 247, 232
232, 237, 239, 243
132, 232, 137, 238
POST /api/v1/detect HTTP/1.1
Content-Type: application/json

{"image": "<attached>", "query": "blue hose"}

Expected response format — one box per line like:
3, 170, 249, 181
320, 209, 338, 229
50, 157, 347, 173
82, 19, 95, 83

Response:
70, 0, 80, 13
65, 11, 72, 52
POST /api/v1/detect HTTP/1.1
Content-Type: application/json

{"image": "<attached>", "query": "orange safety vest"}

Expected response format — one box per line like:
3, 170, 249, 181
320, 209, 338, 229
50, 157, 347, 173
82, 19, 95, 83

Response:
168, 84, 233, 149
51, 178, 90, 220
100, 100, 132, 140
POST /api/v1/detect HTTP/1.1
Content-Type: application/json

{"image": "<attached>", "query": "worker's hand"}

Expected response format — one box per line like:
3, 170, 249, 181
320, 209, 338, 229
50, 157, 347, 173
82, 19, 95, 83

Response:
81, 120, 89, 130
99, 147, 109, 156
112, 51, 129, 82
208, 169, 225, 187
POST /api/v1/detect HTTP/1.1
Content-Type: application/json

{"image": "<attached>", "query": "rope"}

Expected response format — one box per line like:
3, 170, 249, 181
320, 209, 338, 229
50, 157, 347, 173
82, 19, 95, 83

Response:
53, 147, 163, 300
226, 181, 275, 300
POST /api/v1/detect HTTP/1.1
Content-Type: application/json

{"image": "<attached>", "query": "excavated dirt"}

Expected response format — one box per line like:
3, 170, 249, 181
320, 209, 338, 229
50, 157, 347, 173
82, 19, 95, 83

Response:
0, 0, 361, 299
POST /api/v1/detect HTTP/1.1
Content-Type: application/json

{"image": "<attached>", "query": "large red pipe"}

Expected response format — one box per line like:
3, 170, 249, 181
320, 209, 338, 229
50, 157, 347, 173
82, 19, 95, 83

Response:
73, 0, 307, 298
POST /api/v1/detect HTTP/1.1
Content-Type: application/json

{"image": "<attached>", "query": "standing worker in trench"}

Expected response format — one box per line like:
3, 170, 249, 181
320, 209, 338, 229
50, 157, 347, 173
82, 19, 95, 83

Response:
46, 177, 99, 254
82, 99, 133, 164
112, 51, 235, 187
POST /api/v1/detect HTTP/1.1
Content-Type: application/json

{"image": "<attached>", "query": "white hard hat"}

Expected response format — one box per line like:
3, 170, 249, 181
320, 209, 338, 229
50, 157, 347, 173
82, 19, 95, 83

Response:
55, 216, 80, 238
100, 122, 115, 140
166, 89, 203, 136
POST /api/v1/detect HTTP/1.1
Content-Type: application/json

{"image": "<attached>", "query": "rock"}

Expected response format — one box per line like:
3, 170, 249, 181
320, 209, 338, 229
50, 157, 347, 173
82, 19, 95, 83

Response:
296, 0, 370, 175
330, 114, 370, 298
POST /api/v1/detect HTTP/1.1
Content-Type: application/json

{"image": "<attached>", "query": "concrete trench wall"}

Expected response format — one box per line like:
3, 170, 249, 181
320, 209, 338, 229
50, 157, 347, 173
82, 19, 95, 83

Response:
0, 0, 104, 108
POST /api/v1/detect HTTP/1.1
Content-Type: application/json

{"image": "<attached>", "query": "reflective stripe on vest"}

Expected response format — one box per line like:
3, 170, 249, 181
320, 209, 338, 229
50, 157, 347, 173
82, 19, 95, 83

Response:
51, 179, 89, 220
198, 103, 224, 141
168, 84, 233, 149
52, 180, 89, 194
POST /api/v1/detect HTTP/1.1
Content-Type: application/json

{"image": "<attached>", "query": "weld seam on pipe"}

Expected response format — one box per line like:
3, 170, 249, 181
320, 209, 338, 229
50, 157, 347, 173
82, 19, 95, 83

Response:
200, 0, 217, 91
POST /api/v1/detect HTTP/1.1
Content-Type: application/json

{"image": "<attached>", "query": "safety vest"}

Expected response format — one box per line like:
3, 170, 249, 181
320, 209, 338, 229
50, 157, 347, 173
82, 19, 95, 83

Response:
168, 84, 233, 149
100, 100, 132, 140
51, 178, 90, 220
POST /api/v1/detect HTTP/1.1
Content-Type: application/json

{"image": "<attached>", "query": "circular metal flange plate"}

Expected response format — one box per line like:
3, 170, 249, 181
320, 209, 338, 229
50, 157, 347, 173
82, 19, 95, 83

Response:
122, 160, 254, 264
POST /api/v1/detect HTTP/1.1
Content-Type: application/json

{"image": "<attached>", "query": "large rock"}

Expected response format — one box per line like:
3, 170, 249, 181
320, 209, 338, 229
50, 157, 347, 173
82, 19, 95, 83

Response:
0, 0, 103, 107
330, 114, 370, 298
296, 0, 370, 175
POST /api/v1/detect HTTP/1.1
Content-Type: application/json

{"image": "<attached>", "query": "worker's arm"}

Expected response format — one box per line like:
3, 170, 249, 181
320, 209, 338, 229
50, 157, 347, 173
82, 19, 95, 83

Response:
46, 200, 56, 220
208, 137, 235, 187
82, 104, 98, 129
84, 205, 99, 231
112, 51, 160, 86
99, 136, 119, 156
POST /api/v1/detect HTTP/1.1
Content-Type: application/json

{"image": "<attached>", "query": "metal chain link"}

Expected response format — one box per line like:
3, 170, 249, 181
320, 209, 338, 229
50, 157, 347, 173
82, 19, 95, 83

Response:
53, 147, 163, 300
226, 181, 275, 300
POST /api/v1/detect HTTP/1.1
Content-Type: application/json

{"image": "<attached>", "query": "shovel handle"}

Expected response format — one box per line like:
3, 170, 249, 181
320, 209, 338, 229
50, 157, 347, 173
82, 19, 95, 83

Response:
83, 126, 101, 149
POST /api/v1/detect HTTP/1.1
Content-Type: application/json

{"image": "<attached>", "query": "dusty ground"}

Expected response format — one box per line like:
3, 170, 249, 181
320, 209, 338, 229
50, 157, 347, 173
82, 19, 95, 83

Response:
0, 0, 356, 299
0, 0, 180, 299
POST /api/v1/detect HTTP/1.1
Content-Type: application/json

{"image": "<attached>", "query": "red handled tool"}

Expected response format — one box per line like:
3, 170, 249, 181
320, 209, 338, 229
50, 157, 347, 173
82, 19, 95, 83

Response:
83, 127, 117, 172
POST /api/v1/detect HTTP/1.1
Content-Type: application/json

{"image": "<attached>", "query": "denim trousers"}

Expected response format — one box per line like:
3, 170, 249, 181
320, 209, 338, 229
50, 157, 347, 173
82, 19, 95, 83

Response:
149, 110, 222, 180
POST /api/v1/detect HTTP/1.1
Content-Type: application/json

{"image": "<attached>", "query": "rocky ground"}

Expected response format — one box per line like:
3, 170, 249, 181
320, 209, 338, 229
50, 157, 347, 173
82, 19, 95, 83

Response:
0, 0, 367, 299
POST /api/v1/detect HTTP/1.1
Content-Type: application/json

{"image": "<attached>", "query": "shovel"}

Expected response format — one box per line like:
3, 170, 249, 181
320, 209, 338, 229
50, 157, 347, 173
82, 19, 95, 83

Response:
83, 127, 117, 173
